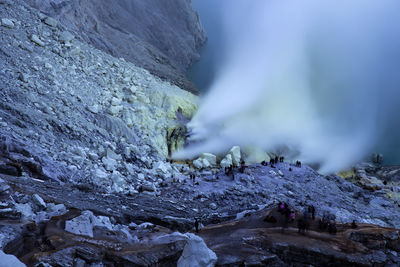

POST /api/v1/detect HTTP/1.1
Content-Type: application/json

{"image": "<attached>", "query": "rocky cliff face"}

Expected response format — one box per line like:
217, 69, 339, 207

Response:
0, 0, 197, 193
22, 0, 207, 93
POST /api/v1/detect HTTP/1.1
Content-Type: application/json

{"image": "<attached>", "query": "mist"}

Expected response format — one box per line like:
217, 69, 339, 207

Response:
177, 0, 400, 173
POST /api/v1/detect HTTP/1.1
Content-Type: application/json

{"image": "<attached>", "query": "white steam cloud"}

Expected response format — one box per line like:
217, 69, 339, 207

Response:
176, 0, 400, 173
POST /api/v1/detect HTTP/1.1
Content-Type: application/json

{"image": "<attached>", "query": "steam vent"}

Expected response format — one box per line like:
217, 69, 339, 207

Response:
0, 0, 399, 266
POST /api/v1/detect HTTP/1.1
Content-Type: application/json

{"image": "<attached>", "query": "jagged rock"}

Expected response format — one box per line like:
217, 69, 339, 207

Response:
32, 193, 46, 209
0, 250, 26, 267
30, 34, 45, 46
102, 157, 117, 171
87, 104, 100, 114
1, 18, 14, 28
220, 154, 233, 168
14, 203, 34, 220
141, 182, 156, 192
199, 153, 217, 166
153, 161, 170, 175
228, 146, 241, 166
177, 233, 217, 267
193, 158, 203, 169
0, 164, 19, 176
106, 148, 122, 161
94, 168, 108, 181
43, 16, 57, 27
59, 31, 74, 43
108, 105, 123, 115
65, 210, 96, 237
111, 97, 122, 106
46, 203, 67, 214
269, 170, 277, 177
88, 152, 99, 161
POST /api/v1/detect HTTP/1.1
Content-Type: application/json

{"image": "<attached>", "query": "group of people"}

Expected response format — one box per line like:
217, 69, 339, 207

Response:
318, 214, 337, 235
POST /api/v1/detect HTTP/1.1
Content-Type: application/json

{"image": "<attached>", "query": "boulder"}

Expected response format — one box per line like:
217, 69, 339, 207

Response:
199, 153, 217, 166
177, 233, 217, 267
59, 31, 75, 43
220, 154, 232, 168
228, 146, 241, 166
0, 250, 26, 267
30, 34, 45, 46
153, 161, 171, 175
102, 157, 117, 171
43, 16, 58, 27
14, 203, 34, 220
65, 210, 114, 238
32, 194, 46, 209
193, 159, 203, 169
1, 18, 14, 28
65, 210, 95, 237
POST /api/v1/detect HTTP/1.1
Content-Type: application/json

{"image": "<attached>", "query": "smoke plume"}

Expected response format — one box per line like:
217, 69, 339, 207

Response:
176, 0, 400, 173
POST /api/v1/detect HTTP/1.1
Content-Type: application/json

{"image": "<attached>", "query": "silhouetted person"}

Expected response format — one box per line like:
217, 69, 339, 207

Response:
274, 156, 279, 164
298, 217, 309, 234
328, 223, 337, 235
289, 167, 292, 172
290, 211, 296, 223
311, 205, 315, 220
240, 159, 245, 173
195, 218, 199, 233
279, 156, 284, 162
264, 215, 277, 223
351, 220, 358, 229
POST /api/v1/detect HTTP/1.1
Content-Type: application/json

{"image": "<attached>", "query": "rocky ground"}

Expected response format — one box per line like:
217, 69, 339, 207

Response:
0, 1, 399, 266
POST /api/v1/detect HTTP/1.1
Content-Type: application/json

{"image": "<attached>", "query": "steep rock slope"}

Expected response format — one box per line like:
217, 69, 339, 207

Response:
23, 0, 207, 93
0, 0, 197, 193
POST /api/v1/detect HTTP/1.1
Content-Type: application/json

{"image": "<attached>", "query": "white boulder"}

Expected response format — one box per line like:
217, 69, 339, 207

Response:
193, 158, 203, 169
65, 210, 95, 237
0, 250, 26, 267
177, 233, 217, 267
220, 154, 232, 168
228, 146, 241, 166
199, 153, 217, 166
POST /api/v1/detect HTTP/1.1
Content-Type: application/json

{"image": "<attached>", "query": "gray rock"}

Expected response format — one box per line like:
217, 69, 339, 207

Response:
102, 157, 117, 171
59, 31, 75, 43
0, 250, 26, 267
1, 18, 15, 28
43, 16, 57, 27
177, 233, 217, 267
30, 34, 45, 46
87, 104, 100, 114
32, 193, 47, 209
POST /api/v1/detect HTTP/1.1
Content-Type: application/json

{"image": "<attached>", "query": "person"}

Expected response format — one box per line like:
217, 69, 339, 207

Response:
278, 202, 284, 213
240, 159, 246, 173
290, 211, 296, 223
311, 206, 315, 220
274, 156, 279, 164
298, 217, 309, 234
195, 218, 199, 233
328, 222, 337, 235
289, 167, 292, 172
264, 214, 277, 223
351, 220, 358, 229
